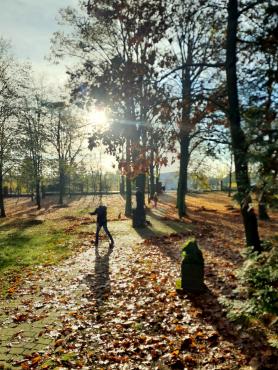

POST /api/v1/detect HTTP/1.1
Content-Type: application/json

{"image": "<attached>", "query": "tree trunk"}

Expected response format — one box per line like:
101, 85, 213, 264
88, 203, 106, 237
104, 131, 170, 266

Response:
59, 160, 65, 205
258, 191, 270, 220
125, 138, 132, 217
259, 202, 269, 221
149, 149, 155, 199
120, 175, 125, 195
228, 152, 233, 197
176, 48, 192, 217
177, 134, 190, 217
136, 173, 145, 201
226, 0, 261, 251
125, 177, 132, 216
35, 179, 41, 210
155, 160, 160, 193
0, 169, 6, 218
41, 185, 46, 199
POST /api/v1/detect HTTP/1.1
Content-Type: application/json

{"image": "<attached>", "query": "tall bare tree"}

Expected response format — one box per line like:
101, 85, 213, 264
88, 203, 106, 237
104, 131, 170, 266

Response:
19, 81, 49, 210
47, 100, 84, 205
0, 39, 23, 217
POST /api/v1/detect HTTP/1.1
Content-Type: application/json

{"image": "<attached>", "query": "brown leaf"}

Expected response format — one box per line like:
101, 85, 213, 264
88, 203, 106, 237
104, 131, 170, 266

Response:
183, 354, 197, 365
207, 332, 219, 346
175, 325, 188, 334
21, 363, 30, 370
180, 336, 196, 351
54, 339, 64, 348
13, 313, 28, 323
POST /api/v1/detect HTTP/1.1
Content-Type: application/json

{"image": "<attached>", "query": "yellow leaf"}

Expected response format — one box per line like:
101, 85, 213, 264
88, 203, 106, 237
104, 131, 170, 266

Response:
21, 363, 30, 370
168, 291, 177, 297
31, 355, 41, 365
171, 349, 180, 356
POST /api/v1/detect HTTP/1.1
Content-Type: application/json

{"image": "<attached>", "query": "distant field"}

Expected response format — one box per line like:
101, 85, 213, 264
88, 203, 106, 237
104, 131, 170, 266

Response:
0, 195, 127, 292
1, 192, 277, 294
1, 194, 126, 220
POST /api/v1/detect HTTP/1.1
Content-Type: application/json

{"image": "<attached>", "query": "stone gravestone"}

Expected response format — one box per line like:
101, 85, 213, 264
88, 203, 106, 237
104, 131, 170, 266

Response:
132, 187, 146, 228
181, 239, 205, 293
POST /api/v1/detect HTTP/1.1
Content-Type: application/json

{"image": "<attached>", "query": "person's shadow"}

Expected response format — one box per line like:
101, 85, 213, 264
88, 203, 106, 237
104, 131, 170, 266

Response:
84, 244, 114, 310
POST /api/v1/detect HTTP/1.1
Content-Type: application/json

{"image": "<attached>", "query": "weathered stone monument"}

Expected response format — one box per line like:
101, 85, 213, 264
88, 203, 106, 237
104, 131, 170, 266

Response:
180, 239, 205, 293
132, 187, 146, 228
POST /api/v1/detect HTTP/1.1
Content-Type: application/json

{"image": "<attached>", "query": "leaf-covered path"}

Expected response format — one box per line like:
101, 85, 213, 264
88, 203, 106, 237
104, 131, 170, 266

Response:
1, 193, 277, 369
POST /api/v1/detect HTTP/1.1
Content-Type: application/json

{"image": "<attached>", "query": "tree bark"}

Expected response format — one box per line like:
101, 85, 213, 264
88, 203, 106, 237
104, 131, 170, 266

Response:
258, 191, 270, 220
136, 173, 145, 201
155, 162, 160, 193
35, 179, 41, 210
125, 138, 132, 217
226, 0, 261, 251
0, 169, 6, 218
149, 148, 155, 199
125, 177, 132, 216
59, 159, 65, 205
228, 151, 233, 197
176, 46, 192, 218
177, 134, 190, 217
120, 175, 125, 195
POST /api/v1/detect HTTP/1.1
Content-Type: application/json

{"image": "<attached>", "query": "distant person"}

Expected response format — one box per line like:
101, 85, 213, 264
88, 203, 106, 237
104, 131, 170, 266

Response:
89, 204, 114, 247
153, 192, 158, 208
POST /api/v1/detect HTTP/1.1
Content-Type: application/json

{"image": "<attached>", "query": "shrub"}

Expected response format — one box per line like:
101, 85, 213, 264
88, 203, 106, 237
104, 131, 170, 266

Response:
222, 238, 278, 347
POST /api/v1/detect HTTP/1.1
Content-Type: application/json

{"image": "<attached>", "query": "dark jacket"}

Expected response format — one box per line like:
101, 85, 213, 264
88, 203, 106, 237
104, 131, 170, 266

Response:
90, 206, 107, 224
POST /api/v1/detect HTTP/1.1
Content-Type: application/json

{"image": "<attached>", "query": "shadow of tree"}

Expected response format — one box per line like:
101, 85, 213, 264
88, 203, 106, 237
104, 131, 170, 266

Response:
0, 219, 43, 232
181, 287, 278, 369
0, 233, 32, 270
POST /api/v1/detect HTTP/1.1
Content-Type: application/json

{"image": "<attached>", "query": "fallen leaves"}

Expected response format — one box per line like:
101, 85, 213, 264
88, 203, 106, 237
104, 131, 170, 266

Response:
1, 193, 277, 369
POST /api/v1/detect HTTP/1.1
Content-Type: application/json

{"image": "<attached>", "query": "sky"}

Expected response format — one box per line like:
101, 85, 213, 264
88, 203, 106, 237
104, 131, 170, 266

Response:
0, 0, 230, 177
0, 0, 78, 84
0, 0, 118, 172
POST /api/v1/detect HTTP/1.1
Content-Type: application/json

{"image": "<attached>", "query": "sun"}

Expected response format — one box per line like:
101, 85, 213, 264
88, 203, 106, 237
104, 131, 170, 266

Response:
88, 108, 108, 127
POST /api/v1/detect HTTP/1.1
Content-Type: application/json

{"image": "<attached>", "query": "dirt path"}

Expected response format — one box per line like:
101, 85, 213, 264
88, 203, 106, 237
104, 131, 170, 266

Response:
0, 193, 277, 369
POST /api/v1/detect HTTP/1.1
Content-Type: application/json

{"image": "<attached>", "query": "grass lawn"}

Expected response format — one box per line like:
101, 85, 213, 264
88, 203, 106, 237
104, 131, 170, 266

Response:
0, 218, 78, 274
0, 195, 128, 289
1, 192, 276, 295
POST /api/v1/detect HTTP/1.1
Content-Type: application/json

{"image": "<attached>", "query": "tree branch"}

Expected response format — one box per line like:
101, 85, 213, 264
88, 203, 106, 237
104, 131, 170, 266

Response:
158, 62, 225, 83
238, 0, 267, 16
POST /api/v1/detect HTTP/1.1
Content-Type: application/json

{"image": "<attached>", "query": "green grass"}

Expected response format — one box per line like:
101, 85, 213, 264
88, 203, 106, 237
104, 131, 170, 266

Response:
0, 218, 80, 277
133, 216, 193, 239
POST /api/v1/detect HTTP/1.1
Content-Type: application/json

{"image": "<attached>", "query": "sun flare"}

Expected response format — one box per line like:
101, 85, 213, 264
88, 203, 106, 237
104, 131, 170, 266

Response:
88, 109, 108, 127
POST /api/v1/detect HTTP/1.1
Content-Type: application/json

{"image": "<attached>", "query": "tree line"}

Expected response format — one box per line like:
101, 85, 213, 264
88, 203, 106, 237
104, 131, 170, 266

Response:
0, 0, 276, 253
0, 39, 102, 216
50, 0, 277, 252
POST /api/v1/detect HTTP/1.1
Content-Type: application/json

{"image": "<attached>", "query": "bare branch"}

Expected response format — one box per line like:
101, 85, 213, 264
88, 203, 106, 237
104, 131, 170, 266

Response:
158, 62, 225, 82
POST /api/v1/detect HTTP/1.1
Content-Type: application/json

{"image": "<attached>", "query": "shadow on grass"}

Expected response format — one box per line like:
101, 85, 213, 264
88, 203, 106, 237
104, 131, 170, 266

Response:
0, 232, 32, 271
180, 287, 278, 369
0, 221, 70, 274
0, 218, 43, 232
0, 219, 43, 271
200, 235, 243, 266
149, 209, 192, 232
4, 195, 81, 219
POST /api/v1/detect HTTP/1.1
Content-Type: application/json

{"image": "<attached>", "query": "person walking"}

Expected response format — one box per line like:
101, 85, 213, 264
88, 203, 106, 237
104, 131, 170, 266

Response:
89, 204, 114, 247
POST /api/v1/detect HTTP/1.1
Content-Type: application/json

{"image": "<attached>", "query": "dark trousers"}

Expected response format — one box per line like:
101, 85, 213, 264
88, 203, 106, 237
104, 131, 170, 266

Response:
95, 222, 114, 245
